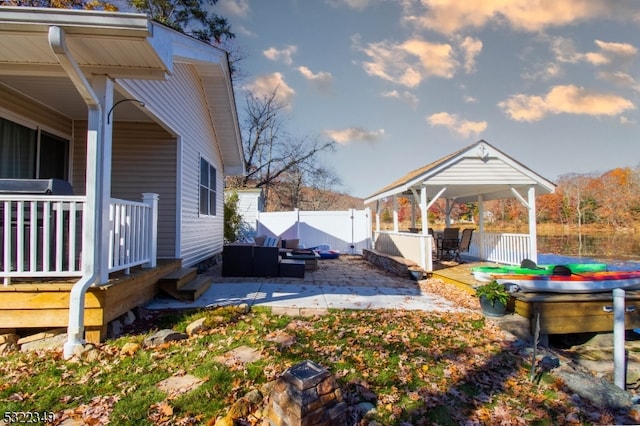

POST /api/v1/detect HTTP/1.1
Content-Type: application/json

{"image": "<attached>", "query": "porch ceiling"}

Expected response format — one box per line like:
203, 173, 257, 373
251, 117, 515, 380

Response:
0, 8, 170, 79
0, 75, 150, 121
0, 7, 244, 172
0, 7, 170, 121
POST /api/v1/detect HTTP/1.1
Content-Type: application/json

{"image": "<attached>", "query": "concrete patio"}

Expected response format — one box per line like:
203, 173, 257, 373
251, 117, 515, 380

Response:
145, 255, 474, 314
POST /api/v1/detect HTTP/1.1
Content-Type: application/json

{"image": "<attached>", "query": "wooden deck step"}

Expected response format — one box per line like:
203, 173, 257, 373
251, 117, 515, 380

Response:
159, 274, 211, 302
158, 267, 198, 290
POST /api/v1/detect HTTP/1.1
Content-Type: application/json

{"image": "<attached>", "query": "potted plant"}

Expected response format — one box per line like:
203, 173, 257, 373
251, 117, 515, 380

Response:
475, 280, 510, 317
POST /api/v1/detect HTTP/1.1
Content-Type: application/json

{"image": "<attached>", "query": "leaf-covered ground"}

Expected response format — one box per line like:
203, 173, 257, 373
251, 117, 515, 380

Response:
2, 281, 640, 425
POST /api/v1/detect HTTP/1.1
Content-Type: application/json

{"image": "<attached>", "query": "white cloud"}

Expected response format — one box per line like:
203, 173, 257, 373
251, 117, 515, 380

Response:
523, 62, 563, 81
355, 37, 457, 87
595, 40, 638, 58
550, 36, 582, 64
463, 95, 478, 103
550, 36, 637, 66
217, 0, 251, 17
382, 90, 419, 107
325, 0, 372, 10
324, 127, 385, 144
598, 71, 640, 92
459, 36, 482, 73
526, 36, 637, 82
499, 85, 635, 122
619, 116, 634, 125
402, 0, 616, 34
263, 45, 297, 65
243, 73, 296, 109
426, 112, 487, 138
297, 66, 334, 91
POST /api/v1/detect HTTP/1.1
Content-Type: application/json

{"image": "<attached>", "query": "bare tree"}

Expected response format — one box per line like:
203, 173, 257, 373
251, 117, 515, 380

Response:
231, 89, 336, 209
306, 166, 344, 210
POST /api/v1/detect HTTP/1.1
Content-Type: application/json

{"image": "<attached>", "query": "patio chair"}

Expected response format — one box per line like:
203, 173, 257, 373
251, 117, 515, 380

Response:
438, 227, 460, 259
452, 228, 473, 262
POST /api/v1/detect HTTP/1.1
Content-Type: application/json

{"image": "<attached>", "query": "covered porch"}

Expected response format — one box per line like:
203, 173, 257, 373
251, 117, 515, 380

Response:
0, 8, 244, 355
364, 140, 556, 272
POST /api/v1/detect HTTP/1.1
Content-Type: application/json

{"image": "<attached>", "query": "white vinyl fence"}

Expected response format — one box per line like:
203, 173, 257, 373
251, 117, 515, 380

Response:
255, 208, 372, 255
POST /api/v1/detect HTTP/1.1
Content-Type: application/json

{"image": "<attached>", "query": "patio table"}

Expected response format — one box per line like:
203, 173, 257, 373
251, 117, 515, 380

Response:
284, 250, 320, 270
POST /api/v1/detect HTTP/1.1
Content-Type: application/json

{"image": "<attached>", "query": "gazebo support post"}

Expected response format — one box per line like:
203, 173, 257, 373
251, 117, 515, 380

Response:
410, 195, 416, 231
477, 194, 484, 260
527, 186, 538, 263
510, 186, 538, 264
420, 187, 432, 271
445, 199, 454, 228
392, 195, 399, 233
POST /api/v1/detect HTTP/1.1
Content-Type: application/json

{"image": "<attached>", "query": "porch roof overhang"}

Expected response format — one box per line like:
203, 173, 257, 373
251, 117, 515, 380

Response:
364, 140, 556, 205
0, 6, 244, 175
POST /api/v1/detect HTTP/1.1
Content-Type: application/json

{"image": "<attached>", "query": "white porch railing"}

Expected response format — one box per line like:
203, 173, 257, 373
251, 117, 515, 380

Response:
1, 194, 158, 285
468, 232, 531, 265
373, 230, 531, 269
108, 194, 158, 274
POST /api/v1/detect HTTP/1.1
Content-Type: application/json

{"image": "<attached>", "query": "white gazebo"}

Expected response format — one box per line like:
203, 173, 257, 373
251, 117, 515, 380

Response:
364, 140, 556, 272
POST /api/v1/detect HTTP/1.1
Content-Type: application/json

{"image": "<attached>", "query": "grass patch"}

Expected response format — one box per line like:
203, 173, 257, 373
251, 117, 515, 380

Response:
0, 306, 630, 425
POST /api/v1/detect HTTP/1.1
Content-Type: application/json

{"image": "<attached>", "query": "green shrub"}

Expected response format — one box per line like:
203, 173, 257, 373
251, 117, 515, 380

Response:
224, 191, 242, 243
475, 280, 509, 306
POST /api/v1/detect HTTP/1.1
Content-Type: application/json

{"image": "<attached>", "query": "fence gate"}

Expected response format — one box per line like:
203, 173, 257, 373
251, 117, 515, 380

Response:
255, 208, 372, 255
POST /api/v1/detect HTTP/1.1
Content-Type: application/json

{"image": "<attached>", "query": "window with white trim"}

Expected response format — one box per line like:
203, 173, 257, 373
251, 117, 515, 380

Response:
199, 157, 217, 216
0, 116, 69, 179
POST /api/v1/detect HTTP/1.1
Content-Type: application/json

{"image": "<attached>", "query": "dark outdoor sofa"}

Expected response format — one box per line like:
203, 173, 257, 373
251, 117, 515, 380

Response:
222, 238, 304, 278
222, 244, 279, 277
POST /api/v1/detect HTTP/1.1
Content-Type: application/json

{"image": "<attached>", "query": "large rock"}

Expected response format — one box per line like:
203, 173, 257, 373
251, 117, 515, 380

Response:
143, 329, 187, 347
556, 366, 634, 409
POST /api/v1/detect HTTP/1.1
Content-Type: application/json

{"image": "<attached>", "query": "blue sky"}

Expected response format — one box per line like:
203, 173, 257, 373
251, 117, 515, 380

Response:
217, 0, 640, 199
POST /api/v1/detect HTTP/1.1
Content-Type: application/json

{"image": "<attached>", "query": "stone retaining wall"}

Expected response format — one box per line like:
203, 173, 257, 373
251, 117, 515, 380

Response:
362, 248, 419, 278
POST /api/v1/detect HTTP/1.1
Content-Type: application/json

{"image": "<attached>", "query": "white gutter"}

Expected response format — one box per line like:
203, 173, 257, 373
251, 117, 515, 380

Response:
48, 26, 103, 359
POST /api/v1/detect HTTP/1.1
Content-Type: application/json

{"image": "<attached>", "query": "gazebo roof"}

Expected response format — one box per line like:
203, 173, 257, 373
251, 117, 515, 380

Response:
365, 140, 556, 204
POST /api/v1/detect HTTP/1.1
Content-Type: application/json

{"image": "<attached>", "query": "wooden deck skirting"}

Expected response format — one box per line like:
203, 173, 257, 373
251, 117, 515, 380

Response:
0, 258, 181, 343
424, 262, 640, 338
512, 291, 640, 335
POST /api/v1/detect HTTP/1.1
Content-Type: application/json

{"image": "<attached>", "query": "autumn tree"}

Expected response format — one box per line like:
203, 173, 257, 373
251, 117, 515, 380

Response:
3, 0, 117, 10
595, 167, 639, 226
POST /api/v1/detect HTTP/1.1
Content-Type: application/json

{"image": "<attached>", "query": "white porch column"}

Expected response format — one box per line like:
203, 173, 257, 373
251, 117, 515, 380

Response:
375, 200, 380, 233
528, 186, 538, 263
93, 76, 114, 284
478, 194, 484, 260
445, 199, 453, 227
420, 187, 428, 233
50, 24, 112, 358
392, 195, 399, 232
421, 187, 432, 272
410, 196, 416, 230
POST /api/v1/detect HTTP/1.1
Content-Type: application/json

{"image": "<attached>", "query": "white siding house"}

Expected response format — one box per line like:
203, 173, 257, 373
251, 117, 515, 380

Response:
0, 8, 244, 273
0, 8, 244, 355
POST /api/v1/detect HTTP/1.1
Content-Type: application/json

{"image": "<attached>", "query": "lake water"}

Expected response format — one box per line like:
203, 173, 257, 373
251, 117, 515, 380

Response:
537, 234, 640, 271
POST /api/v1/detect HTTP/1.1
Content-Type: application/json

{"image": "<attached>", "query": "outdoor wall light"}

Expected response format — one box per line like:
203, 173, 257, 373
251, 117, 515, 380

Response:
107, 98, 146, 124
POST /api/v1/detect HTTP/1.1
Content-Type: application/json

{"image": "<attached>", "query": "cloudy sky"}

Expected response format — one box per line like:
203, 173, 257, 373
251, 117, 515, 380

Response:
217, 0, 640, 198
